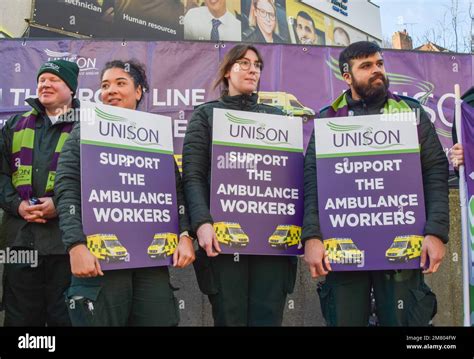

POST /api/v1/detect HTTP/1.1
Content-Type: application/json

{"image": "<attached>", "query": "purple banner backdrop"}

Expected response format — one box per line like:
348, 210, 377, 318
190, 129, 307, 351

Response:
0, 40, 471, 159
32, 0, 184, 40
81, 144, 179, 270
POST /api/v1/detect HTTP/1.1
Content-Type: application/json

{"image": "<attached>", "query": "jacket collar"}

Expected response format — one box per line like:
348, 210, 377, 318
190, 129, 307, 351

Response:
25, 97, 80, 124
345, 89, 387, 113
219, 92, 259, 111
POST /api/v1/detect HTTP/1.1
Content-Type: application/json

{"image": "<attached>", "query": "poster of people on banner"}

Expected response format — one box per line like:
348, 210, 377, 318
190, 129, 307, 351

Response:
210, 108, 304, 256
80, 101, 179, 270
183, 0, 242, 42
33, 0, 184, 39
314, 113, 426, 271
286, 1, 377, 46
241, 0, 290, 44
459, 101, 474, 324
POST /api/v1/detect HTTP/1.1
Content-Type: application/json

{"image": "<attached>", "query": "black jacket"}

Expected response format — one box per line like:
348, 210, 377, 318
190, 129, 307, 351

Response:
302, 90, 450, 244
243, 26, 285, 44
182, 93, 284, 233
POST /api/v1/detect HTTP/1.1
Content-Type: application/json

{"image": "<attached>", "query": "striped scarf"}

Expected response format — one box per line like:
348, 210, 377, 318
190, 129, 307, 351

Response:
11, 109, 73, 200
326, 90, 412, 117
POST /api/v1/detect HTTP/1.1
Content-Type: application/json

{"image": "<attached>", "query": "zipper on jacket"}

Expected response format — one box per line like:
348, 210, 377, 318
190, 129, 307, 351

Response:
240, 97, 247, 110
362, 100, 368, 115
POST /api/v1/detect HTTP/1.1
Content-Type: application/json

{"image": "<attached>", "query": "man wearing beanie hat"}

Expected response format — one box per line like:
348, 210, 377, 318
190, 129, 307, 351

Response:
0, 59, 80, 326
37, 59, 79, 95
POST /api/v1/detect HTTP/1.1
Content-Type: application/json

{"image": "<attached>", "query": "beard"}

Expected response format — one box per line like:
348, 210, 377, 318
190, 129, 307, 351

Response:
352, 73, 390, 102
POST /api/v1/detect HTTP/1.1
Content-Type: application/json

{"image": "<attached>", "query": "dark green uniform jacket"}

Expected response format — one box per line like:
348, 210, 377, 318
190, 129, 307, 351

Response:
0, 98, 79, 255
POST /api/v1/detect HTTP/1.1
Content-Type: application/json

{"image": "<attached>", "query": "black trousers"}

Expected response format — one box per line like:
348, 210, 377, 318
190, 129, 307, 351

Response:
194, 250, 298, 326
318, 269, 437, 326
65, 266, 179, 326
3, 254, 71, 326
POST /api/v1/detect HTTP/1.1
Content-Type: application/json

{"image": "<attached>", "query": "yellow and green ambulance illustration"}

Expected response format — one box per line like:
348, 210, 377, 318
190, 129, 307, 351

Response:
214, 222, 249, 247
324, 238, 364, 264
257, 92, 315, 117
385, 235, 423, 262
148, 233, 178, 259
87, 234, 129, 263
268, 225, 302, 249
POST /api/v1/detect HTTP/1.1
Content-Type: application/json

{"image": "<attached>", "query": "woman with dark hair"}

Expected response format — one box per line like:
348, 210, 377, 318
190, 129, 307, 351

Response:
182, 44, 297, 326
55, 60, 195, 326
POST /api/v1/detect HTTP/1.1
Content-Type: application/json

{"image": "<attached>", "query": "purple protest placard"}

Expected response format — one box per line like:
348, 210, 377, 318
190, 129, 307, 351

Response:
210, 108, 304, 256
314, 113, 426, 271
460, 101, 474, 323
80, 101, 178, 270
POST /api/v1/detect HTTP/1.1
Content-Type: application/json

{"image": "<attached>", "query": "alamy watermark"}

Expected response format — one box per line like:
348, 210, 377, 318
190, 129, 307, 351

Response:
18, 333, 55, 352
327, 249, 366, 268
379, 107, 422, 125
0, 247, 38, 268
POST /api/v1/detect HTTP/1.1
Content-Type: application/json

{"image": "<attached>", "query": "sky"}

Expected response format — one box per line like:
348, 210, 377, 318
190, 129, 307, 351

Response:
372, 0, 472, 51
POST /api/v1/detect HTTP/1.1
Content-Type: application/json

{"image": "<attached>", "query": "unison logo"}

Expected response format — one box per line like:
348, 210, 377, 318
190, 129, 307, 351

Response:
96, 107, 160, 146
327, 122, 402, 149
44, 49, 98, 72
42, 62, 60, 71
226, 112, 290, 145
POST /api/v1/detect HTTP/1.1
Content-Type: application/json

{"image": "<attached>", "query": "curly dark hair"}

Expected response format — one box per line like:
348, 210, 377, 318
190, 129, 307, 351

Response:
100, 59, 149, 107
